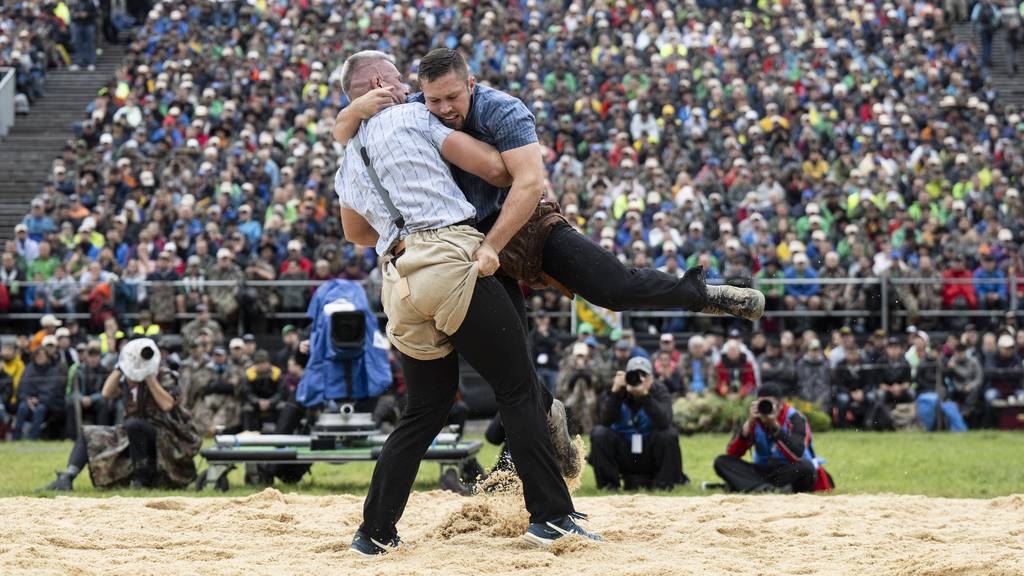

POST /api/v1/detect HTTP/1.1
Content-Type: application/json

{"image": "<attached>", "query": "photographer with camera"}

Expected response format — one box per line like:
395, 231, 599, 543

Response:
713, 384, 832, 493
589, 357, 685, 491
42, 338, 201, 491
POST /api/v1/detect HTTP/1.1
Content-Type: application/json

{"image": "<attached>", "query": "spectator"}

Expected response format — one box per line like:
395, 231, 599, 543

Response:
678, 335, 716, 395
913, 336, 969, 432
590, 357, 685, 491
147, 250, 180, 329
947, 342, 984, 426
207, 249, 244, 320
833, 346, 871, 429
228, 338, 249, 369
2, 341, 25, 424
783, 253, 821, 315
69, 0, 99, 71
943, 255, 978, 311
983, 334, 1024, 426
181, 304, 224, 349
190, 347, 244, 437
13, 345, 62, 440
656, 333, 681, 371
131, 310, 161, 337
713, 384, 831, 494
758, 337, 797, 397
529, 310, 561, 394
715, 340, 756, 397
65, 341, 111, 435
867, 337, 917, 431
974, 255, 1007, 315
972, 0, 1002, 68
556, 342, 604, 434
29, 314, 62, 353
242, 350, 284, 433
274, 325, 301, 372
796, 339, 831, 408
652, 351, 684, 396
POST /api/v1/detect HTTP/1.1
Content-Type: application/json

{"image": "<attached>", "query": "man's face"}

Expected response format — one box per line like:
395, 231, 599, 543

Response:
1, 346, 14, 361
86, 348, 101, 366
421, 71, 474, 130
886, 344, 903, 359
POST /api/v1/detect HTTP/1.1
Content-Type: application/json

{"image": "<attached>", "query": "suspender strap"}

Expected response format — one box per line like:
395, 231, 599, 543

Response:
355, 126, 406, 232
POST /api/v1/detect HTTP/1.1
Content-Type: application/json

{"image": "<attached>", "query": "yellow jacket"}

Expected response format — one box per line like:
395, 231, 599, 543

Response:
3, 356, 25, 404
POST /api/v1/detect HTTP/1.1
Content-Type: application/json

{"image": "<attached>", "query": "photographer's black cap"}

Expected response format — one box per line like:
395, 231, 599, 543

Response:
756, 383, 782, 398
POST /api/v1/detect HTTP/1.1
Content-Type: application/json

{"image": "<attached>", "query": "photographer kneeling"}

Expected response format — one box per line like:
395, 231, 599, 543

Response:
713, 384, 833, 493
589, 357, 686, 491
42, 338, 201, 491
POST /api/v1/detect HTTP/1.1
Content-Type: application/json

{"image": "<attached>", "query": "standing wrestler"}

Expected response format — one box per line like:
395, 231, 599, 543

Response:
335, 52, 602, 554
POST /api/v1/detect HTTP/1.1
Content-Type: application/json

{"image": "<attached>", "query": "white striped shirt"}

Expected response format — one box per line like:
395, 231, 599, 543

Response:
335, 103, 477, 256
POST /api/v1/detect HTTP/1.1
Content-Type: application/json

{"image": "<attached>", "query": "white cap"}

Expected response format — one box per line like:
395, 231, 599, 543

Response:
998, 334, 1015, 348
287, 239, 302, 251
229, 337, 245, 349
56, 327, 71, 338
41, 314, 62, 328
42, 335, 58, 347
217, 248, 233, 260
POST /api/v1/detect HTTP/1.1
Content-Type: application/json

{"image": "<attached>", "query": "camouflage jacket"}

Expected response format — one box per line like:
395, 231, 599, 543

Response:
181, 319, 224, 348
206, 263, 244, 317
84, 368, 202, 488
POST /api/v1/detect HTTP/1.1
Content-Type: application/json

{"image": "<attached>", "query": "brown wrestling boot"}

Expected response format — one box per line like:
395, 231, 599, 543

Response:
682, 266, 765, 322
703, 283, 766, 322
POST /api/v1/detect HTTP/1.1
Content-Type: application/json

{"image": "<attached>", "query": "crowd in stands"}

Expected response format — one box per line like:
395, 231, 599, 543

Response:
3, 0, 1024, 339
4, 0, 1024, 437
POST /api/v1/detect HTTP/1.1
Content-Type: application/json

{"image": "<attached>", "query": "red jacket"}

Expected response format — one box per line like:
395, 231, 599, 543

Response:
942, 269, 977, 309
716, 357, 757, 397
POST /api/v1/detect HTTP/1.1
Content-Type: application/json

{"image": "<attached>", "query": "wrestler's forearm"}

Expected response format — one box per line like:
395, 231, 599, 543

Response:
485, 173, 542, 252
332, 106, 362, 145
484, 144, 544, 252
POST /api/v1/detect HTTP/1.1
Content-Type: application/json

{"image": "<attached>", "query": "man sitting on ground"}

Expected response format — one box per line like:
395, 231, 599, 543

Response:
713, 384, 833, 493
590, 356, 686, 491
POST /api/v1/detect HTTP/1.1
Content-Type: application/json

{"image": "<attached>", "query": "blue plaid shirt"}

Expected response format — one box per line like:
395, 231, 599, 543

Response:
409, 84, 538, 229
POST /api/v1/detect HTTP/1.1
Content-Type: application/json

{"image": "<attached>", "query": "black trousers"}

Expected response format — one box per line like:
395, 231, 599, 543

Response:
589, 425, 684, 489
124, 417, 158, 483
542, 223, 707, 312
713, 454, 816, 493
361, 276, 574, 541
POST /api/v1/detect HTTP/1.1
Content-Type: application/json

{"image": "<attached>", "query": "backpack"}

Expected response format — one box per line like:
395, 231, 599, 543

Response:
980, 5, 997, 30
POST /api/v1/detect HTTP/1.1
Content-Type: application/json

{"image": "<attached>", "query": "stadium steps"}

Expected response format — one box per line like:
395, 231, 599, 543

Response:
952, 22, 1024, 108
0, 42, 127, 242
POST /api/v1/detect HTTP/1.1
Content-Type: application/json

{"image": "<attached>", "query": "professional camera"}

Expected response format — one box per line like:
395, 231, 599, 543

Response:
625, 370, 645, 386
757, 399, 775, 416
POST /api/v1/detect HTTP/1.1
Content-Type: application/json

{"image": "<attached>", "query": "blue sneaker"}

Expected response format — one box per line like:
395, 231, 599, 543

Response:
522, 513, 603, 547
349, 529, 402, 556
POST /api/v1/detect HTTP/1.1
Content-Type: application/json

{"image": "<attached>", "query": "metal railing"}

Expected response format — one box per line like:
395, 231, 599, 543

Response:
0, 67, 15, 137
1, 274, 1020, 334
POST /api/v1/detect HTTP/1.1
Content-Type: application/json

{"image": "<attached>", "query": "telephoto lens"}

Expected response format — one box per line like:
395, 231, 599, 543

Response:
757, 399, 774, 415
625, 370, 643, 386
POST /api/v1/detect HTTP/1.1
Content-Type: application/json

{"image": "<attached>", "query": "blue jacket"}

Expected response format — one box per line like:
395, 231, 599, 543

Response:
783, 266, 820, 297
973, 268, 1006, 300
296, 280, 391, 407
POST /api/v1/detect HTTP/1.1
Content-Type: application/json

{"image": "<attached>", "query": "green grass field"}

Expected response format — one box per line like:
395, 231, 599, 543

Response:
2, 431, 1021, 499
